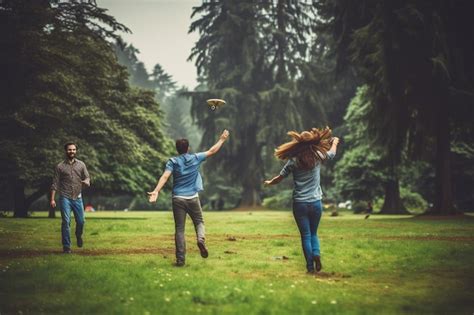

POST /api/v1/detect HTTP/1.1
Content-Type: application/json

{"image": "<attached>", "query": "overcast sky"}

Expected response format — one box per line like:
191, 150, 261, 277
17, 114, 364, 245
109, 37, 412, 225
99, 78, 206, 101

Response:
98, 0, 201, 89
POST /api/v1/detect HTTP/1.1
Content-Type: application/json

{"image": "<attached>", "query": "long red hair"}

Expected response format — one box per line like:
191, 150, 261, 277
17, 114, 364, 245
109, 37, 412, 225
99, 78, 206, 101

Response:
274, 127, 333, 169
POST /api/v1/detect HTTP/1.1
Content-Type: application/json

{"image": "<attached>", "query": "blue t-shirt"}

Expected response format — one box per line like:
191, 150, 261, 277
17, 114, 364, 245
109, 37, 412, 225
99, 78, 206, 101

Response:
279, 151, 335, 202
165, 152, 207, 197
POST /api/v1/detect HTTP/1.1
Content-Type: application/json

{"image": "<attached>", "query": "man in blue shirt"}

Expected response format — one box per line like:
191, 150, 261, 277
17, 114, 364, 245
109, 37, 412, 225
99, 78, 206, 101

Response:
148, 130, 230, 266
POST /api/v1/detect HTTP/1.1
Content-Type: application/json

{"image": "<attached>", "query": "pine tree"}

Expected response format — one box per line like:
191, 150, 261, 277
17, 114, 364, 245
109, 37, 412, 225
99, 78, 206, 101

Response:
189, 1, 318, 206
317, 0, 474, 214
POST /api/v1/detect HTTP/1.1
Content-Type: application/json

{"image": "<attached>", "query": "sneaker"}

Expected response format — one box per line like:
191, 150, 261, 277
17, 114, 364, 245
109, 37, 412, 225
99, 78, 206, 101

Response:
175, 260, 185, 267
314, 256, 322, 272
77, 236, 83, 248
63, 248, 72, 254
197, 241, 208, 258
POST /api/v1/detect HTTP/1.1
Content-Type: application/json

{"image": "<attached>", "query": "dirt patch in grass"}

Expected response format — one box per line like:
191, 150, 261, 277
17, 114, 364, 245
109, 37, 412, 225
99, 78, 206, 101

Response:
78, 247, 174, 256
0, 247, 174, 258
314, 271, 352, 280
221, 234, 297, 241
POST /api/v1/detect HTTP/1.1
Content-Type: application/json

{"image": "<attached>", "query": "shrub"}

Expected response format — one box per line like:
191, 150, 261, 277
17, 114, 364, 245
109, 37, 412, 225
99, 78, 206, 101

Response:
372, 189, 427, 212
352, 200, 368, 214
400, 187, 428, 212
262, 190, 293, 210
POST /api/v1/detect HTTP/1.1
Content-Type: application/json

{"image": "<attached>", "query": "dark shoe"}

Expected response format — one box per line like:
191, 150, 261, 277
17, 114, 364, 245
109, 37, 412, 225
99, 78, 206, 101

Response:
314, 256, 322, 272
63, 248, 72, 254
306, 270, 315, 275
77, 236, 83, 248
197, 241, 208, 258
175, 260, 185, 267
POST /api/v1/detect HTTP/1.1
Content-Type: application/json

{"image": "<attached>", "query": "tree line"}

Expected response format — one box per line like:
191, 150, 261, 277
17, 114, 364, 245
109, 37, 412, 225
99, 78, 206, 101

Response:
187, 0, 473, 214
0, 0, 174, 217
1, 1, 472, 216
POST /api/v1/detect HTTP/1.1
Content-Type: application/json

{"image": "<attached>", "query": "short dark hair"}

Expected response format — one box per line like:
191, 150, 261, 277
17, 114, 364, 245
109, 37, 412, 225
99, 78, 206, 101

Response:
175, 139, 189, 154
64, 142, 77, 151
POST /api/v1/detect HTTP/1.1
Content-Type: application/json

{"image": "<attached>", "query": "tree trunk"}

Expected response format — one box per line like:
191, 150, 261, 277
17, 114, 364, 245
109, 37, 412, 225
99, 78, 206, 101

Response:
237, 125, 262, 208
13, 180, 51, 218
429, 99, 456, 215
24, 184, 50, 217
380, 164, 409, 214
13, 179, 27, 218
240, 184, 261, 207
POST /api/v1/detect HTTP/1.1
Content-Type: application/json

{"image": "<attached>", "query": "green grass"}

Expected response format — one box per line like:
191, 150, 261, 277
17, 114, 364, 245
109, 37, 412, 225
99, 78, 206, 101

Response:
1, 211, 474, 314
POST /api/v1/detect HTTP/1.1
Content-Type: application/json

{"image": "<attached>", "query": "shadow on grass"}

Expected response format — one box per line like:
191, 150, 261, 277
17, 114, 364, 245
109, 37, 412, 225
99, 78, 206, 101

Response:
0, 247, 174, 258
85, 217, 148, 221
0, 217, 147, 220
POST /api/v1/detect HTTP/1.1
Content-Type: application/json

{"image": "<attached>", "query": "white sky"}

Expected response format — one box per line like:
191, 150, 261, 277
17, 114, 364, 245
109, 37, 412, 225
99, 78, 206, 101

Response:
98, 0, 201, 89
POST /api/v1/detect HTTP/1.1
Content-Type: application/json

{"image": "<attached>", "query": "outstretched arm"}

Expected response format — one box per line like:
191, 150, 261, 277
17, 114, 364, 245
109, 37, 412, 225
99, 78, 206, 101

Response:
264, 175, 284, 186
148, 170, 172, 203
205, 129, 230, 157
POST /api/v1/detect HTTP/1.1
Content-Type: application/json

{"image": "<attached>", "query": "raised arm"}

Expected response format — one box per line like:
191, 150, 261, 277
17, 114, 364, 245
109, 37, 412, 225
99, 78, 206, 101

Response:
327, 137, 340, 158
205, 129, 230, 157
148, 170, 172, 203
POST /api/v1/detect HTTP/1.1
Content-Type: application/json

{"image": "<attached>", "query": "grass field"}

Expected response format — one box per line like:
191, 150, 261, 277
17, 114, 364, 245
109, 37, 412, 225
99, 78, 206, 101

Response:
1, 210, 474, 314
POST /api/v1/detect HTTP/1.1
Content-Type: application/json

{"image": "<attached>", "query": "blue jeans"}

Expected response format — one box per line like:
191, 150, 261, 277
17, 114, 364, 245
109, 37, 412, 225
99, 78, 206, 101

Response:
59, 196, 85, 249
293, 200, 323, 272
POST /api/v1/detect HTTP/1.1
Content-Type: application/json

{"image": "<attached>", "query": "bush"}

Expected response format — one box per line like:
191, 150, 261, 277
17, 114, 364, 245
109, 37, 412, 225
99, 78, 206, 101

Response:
372, 189, 427, 212
400, 187, 428, 212
262, 190, 293, 210
352, 200, 368, 214
374, 197, 384, 210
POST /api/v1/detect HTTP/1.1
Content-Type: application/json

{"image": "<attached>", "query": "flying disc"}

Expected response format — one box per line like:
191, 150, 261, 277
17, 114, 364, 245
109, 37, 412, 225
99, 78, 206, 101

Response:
206, 99, 226, 111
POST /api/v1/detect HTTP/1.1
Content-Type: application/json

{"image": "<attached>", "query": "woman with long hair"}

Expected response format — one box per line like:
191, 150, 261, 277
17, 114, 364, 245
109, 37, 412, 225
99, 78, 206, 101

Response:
264, 127, 340, 274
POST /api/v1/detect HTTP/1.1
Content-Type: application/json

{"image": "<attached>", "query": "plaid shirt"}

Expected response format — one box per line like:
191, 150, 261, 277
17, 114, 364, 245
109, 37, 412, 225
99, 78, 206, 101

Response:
51, 159, 90, 200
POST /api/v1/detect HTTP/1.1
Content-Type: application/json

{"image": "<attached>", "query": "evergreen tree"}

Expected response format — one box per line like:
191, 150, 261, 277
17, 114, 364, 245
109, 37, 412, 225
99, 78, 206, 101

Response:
316, 0, 474, 214
150, 64, 177, 104
0, 0, 174, 217
189, 1, 318, 206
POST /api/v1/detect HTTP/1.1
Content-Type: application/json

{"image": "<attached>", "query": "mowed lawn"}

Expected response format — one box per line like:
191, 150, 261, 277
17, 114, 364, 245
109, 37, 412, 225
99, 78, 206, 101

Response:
1, 210, 474, 315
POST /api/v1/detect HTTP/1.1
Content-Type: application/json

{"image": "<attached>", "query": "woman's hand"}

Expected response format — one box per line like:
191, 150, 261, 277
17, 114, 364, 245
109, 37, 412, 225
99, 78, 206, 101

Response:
264, 175, 283, 186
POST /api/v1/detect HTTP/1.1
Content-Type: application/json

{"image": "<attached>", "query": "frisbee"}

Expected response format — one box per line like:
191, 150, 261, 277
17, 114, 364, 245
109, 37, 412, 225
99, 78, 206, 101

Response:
206, 99, 226, 111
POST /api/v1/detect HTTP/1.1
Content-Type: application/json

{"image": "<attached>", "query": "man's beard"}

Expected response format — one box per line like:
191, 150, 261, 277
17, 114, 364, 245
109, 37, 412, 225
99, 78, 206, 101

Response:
67, 153, 75, 160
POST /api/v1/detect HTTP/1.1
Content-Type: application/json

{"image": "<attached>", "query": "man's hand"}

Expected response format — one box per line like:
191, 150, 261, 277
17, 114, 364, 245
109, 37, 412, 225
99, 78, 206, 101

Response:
263, 180, 272, 186
81, 179, 90, 188
50, 200, 56, 208
331, 137, 340, 145
220, 129, 230, 141
147, 191, 159, 203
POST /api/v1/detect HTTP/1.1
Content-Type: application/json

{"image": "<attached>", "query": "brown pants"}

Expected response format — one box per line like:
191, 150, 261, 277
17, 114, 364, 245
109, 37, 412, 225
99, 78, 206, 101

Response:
172, 197, 205, 262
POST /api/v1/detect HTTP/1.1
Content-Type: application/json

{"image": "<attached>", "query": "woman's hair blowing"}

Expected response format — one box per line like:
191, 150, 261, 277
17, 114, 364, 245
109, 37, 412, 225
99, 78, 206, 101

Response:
274, 127, 333, 169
